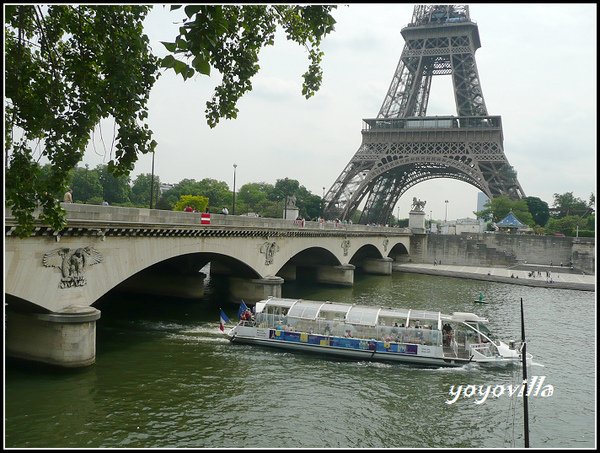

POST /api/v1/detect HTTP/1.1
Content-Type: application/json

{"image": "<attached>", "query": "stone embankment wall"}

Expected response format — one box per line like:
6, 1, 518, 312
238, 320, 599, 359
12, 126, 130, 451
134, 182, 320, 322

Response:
421, 233, 595, 275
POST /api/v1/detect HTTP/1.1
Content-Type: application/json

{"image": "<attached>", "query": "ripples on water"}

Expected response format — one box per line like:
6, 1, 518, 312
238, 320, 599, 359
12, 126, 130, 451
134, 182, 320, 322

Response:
5, 272, 596, 448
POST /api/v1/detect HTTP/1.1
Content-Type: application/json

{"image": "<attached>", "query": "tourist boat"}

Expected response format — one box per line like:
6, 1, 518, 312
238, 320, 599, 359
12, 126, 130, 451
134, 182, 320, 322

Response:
224, 297, 528, 367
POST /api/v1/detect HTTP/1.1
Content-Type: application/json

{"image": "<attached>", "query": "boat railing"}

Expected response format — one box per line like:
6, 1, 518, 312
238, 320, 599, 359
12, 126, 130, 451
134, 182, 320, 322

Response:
451, 338, 458, 357
468, 342, 496, 357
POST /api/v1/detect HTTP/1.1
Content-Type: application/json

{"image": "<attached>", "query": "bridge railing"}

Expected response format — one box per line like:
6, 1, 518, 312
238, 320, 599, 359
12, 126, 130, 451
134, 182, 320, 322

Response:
5, 203, 413, 235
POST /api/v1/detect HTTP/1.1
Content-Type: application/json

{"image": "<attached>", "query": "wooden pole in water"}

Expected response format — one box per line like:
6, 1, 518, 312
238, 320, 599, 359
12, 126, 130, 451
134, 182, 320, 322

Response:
521, 297, 530, 448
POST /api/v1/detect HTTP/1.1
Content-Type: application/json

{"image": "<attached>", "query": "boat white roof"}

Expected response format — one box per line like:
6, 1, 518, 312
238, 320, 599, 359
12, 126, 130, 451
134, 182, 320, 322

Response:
258, 297, 446, 327
446, 312, 489, 323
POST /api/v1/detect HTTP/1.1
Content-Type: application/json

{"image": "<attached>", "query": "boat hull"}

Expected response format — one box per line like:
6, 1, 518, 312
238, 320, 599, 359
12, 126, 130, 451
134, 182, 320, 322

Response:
228, 326, 475, 368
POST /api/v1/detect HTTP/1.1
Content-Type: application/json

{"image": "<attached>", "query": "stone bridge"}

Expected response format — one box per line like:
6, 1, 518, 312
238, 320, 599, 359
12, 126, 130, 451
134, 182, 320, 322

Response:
5, 203, 422, 368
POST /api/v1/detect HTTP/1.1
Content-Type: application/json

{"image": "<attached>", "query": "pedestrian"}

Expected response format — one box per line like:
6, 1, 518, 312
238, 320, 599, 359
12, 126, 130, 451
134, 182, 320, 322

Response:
221, 207, 229, 215
63, 188, 73, 203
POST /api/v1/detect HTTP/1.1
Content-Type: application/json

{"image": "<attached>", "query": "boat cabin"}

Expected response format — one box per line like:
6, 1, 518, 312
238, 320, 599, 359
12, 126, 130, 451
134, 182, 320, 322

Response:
252, 298, 491, 347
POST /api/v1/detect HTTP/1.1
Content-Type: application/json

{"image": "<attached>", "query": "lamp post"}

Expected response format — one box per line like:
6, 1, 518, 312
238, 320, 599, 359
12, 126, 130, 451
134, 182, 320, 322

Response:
397, 205, 400, 224
430, 210, 432, 230
322, 186, 326, 217
232, 164, 237, 215
149, 150, 155, 209
445, 200, 449, 222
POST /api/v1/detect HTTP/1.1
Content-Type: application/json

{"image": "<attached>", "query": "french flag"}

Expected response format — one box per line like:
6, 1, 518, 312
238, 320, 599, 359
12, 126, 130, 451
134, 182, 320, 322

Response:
219, 309, 230, 332
238, 300, 249, 319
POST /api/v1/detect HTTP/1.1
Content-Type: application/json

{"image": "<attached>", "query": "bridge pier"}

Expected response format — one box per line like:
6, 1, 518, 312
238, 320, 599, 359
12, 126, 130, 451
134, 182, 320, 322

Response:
6, 305, 101, 368
362, 257, 394, 275
229, 276, 284, 303
316, 264, 355, 286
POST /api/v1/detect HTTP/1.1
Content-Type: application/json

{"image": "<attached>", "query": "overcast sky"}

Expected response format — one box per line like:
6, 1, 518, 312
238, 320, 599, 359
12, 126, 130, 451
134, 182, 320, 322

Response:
79, 3, 597, 221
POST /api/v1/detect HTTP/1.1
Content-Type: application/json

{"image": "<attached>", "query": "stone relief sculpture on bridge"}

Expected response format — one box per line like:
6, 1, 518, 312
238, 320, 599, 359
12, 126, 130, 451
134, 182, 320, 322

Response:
43, 246, 103, 288
383, 238, 389, 252
411, 197, 426, 212
260, 241, 280, 265
341, 239, 351, 256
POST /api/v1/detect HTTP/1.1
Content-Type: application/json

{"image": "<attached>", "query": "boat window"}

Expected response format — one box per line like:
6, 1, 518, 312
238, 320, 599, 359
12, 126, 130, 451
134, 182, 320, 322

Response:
346, 306, 380, 326
379, 308, 410, 320
263, 298, 297, 311
477, 322, 497, 339
287, 301, 323, 320
409, 310, 440, 322
317, 303, 352, 320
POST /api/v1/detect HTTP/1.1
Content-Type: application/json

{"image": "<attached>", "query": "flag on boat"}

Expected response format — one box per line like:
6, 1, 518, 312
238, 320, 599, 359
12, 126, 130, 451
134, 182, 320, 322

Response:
238, 300, 249, 319
219, 309, 230, 332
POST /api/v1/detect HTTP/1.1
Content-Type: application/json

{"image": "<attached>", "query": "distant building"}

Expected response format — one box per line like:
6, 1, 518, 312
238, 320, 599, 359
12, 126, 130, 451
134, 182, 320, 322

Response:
438, 218, 485, 235
159, 183, 175, 194
477, 192, 489, 214
455, 217, 486, 234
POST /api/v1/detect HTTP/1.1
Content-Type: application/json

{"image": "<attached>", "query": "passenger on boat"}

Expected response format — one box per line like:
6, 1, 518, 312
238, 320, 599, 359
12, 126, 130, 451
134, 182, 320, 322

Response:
442, 323, 453, 346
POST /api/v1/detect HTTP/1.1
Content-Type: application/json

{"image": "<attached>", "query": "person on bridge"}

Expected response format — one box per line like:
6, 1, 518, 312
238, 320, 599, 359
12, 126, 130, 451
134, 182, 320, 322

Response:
64, 188, 73, 203
221, 207, 229, 215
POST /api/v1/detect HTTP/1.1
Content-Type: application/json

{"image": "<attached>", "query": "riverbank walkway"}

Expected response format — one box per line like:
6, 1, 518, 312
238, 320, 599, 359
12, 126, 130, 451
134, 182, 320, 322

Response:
393, 263, 595, 292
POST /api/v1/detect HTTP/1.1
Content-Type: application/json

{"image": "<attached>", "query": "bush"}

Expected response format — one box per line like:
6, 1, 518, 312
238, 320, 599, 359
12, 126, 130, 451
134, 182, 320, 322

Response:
86, 196, 104, 205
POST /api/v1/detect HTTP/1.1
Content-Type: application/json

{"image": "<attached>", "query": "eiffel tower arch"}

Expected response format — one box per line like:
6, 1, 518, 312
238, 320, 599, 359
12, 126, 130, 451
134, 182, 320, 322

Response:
323, 5, 525, 224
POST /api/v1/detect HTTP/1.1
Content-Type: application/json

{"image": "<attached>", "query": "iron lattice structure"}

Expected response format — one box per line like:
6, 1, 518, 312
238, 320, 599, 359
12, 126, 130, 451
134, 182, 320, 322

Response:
323, 4, 525, 224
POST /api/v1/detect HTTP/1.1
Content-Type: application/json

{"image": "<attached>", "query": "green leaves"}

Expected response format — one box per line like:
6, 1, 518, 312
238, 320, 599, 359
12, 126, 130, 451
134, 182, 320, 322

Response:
5, 5, 159, 236
6, 5, 337, 236
162, 5, 337, 127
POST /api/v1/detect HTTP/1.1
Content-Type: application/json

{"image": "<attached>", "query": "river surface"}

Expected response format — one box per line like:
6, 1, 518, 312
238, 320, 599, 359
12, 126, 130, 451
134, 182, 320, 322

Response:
5, 271, 596, 448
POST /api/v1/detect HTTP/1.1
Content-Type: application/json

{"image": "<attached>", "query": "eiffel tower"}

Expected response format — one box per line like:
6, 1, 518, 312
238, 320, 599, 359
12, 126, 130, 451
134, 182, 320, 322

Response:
323, 4, 525, 224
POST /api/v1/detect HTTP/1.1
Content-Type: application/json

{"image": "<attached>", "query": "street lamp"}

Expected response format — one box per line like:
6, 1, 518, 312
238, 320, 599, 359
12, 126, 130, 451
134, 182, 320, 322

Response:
232, 164, 237, 215
149, 150, 155, 209
322, 186, 326, 217
397, 205, 400, 224
430, 210, 432, 230
445, 200, 449, 222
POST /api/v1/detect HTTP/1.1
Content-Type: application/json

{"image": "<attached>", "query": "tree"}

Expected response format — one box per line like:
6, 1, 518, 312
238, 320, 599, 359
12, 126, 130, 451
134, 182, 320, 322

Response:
97, 165, 131, 205
552, 192, 589, 218
174, 195, 209, 212
131, 173, 161, 207
161, 5, 337, 127
272, 178, 300, 201
524, 196, 550, 227
476, 196, 535, 226
6, 4, 337, 237
6, 5, 158, 236
196, 178, 232, 211
295, 186, 322, 219
238, 182, 274, 215
70, 165, 103, 203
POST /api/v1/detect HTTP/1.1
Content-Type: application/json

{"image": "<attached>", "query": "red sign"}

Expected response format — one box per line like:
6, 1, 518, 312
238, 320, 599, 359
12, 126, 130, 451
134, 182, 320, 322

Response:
201, 213, 211, 225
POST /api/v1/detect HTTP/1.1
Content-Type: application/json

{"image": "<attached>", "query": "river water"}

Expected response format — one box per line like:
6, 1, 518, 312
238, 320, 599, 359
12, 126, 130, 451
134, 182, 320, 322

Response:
5, 271, 596, 448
